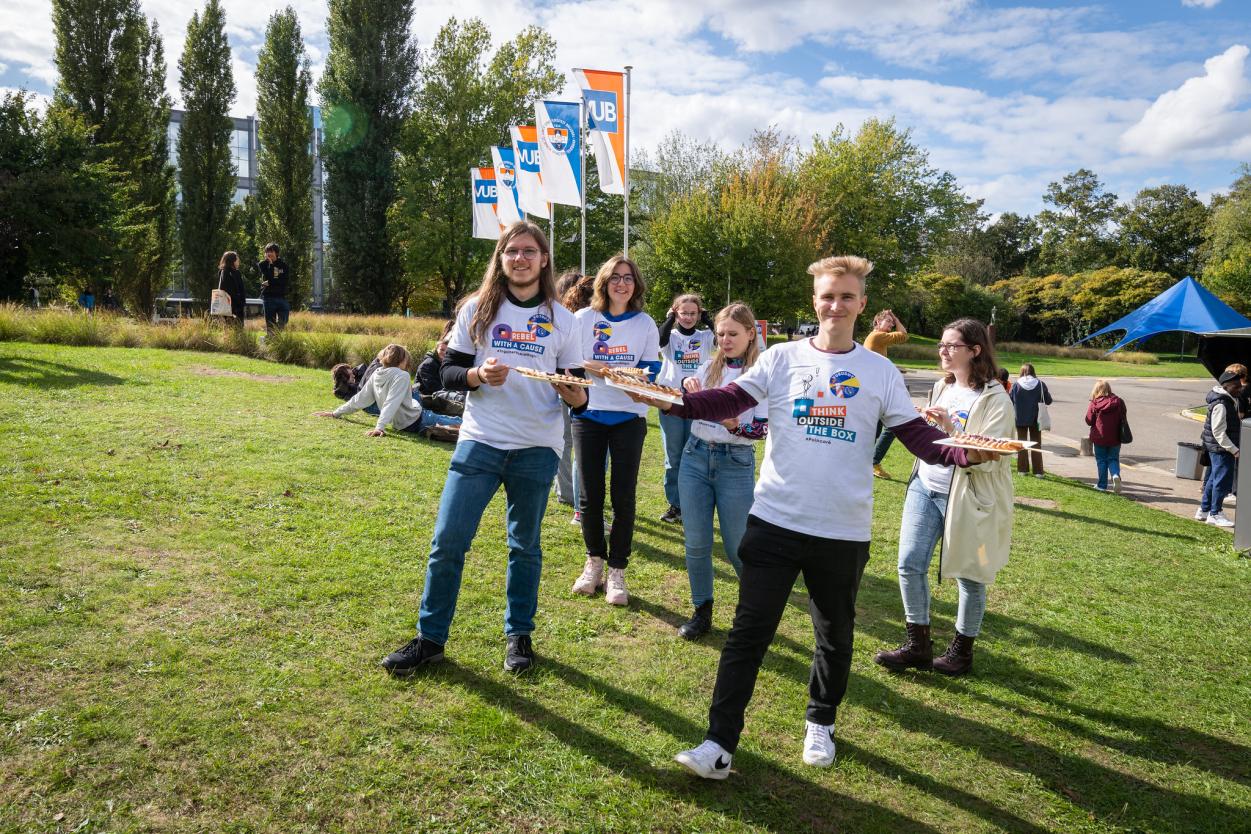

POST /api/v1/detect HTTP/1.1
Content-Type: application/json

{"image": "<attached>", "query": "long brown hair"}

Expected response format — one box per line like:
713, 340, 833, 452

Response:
704, 302, 762, 389
590, 255, 646, 313
468, 221, 556, 345
942, 317, 998, 390
218, 251, 238, 271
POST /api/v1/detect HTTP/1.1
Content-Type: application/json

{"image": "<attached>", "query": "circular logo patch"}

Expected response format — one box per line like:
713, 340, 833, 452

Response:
593, 321, 612, 342
528, 313, 552, 338
492, 324, 513, 341
829, 370, 860, 398
542, 120, 573, 154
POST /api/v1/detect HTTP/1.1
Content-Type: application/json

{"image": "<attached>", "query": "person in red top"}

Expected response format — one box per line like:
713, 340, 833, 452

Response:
1085, 379, 1127, 493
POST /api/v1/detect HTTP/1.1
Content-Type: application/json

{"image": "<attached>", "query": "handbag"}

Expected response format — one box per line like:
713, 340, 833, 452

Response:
1036, 386, 1051, 432
209, 270, 233, 317
1119, 414, 1133, 445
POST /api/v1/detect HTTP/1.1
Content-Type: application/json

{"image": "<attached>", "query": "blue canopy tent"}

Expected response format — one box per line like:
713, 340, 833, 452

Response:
1076, 276, 1251, 353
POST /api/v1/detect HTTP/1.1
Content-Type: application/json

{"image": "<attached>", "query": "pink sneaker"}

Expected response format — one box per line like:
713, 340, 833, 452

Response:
605, 567, 629, 606
572, 556, 605, 595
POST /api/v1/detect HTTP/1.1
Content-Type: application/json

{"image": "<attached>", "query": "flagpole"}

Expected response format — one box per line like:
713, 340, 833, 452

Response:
550, 206, 556, 269
623, 65, 632, 258
579, 95, 587, 277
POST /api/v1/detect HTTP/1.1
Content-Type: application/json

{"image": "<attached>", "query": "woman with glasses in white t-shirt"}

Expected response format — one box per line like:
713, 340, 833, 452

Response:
874, 318, 1015, 677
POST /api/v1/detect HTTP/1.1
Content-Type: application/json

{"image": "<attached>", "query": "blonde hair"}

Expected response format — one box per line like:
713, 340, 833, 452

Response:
704, 302, 761, 389
807, 255, 873, 291
378, 343, 412, 371
1090, 379, 1112, 400
590, 255, 646, 313
1225, 363, 1248, 381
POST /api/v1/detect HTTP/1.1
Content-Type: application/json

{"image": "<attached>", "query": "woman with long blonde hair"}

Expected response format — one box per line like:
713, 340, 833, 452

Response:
674, 302, 767, 640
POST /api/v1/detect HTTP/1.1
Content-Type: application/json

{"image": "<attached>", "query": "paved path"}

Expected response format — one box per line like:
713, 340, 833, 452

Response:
900, 371, 1236, 527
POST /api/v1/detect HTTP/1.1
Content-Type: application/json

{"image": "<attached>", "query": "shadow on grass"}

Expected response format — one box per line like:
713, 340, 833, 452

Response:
1014, 502, 1192, 541
438, 658, 944, 834
0, 356, 127, 389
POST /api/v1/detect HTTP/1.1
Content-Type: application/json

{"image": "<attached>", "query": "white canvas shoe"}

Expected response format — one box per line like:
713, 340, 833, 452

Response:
605, 567, 629, 606
1206, 512, 1235, 528
1111, 474, 1122, 494
571, 556, 605, 595
802, 720, 837, 767
1194, 508, 1209, 521
674, 739, 732, 780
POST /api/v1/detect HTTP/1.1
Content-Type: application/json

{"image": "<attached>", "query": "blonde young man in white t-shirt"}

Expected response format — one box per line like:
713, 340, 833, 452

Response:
380, 222, 588, 677
632, 256, 999, 778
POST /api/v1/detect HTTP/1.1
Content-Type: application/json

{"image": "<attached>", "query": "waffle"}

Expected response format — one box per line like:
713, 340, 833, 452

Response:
512, 367, 594, 387
935, 433, 1029, 452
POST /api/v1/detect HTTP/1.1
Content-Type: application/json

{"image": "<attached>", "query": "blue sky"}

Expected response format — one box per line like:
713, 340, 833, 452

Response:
3, 0, 1249, 215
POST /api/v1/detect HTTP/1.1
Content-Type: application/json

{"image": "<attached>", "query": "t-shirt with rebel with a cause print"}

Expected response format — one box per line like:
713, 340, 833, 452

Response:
723, 339, 923, 541
447, 295, 583, 454
917, 382, 982, 495
657, 325, 713, 388
576, 307, 661, 419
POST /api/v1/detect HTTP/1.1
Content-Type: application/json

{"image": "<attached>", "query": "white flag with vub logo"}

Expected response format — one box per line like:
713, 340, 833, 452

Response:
491, 145, 524, 227
534, 100, 582, 207
470, 167, 501, 240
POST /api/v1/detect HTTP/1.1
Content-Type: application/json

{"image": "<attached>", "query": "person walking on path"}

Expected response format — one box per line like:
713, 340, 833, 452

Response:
865, 309, 909, 479
379, 221, 588, 676
1085, 380, 1127, 493
656, 293, 716, 524
1009, 363, 1052, 477
1197, 370, 1243, 528
874, 317, 1014, 678
257, 243, 290, 334
626, 255, 998, 779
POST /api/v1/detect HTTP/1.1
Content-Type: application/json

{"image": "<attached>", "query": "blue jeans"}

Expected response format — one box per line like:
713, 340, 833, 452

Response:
417, 440, 559, 645
263, 297, 290, 333
1200, 450, 1236, 515
1093, 444, 1120, 490
873, 422, 896, 466
659, 411, 692, 508
400, 408, 462, 434
678, 437, 755, 606
898, 478, 987, 637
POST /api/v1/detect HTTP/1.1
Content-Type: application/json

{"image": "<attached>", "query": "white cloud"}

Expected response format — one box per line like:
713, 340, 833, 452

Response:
1182, 0, 1221, 8
1120, 44, 1251, 158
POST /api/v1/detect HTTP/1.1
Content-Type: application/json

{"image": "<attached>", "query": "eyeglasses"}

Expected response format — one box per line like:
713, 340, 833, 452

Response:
936, 343, 971, 353
608, 273, 636, 285
503, 247, 541, 260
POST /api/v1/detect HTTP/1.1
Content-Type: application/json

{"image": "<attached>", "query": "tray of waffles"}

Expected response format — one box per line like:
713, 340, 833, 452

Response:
601, 369, 685, 404
933, 433, 1034, 452
512, 367, 594, 387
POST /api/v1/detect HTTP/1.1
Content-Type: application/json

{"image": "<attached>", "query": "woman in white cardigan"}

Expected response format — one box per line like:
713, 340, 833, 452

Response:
874, 318, 1015, 676
315, 344, 462, 437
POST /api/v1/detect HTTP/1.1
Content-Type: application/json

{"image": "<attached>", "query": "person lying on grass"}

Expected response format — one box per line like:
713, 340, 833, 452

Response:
314, 344, 462, 439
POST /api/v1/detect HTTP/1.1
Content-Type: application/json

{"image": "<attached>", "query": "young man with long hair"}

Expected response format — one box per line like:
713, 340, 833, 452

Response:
381, 221, 588, 675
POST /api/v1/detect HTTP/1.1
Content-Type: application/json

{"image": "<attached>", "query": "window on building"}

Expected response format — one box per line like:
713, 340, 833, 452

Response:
167, 122, 180, 167
232, 128, 251, 178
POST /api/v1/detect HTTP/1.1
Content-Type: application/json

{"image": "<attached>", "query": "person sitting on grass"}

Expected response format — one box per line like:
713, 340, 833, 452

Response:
416, 321, 455, 396
315, 344, 461, 439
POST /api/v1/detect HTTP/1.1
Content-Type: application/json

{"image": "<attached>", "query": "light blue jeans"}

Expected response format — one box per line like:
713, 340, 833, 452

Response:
1093, 443, 1121, 490
898, 478, 988, 637
659, 411, 692, 509
417, 440, 559, 645
678, 437, 754, 606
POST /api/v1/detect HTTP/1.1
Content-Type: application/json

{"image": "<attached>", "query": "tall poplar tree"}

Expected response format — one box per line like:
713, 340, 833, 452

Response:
177, 0, 236, 303
318, 0, 417, 312
254, 7, 313, 308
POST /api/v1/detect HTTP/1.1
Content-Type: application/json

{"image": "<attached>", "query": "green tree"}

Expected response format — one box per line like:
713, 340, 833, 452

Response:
319, 0, 417, 312
1035, 169, 1119, 274
392, 17, 560, 313
254, 6, 313, 308
1201, 168, 1251, 312
0, 92, 122, 300
176, 0, 236, 303
1116, 184, 1208, 279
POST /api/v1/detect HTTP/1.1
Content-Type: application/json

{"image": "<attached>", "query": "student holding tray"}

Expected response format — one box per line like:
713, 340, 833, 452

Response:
874, 318, 1015, 677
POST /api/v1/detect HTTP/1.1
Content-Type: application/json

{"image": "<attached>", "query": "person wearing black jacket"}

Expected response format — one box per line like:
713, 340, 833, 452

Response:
257, 243, 290, 333
217, 251, 246, 325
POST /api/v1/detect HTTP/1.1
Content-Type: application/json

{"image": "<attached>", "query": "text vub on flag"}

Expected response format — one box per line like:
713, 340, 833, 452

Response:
470, 167, 501, 240
574, 68, 627, 196
509, 125, 550, 220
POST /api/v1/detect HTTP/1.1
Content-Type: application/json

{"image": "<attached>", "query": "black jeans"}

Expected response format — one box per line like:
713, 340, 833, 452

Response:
263, 297, 290, 333
572, 416, 647, 569
706, 515, 871, 753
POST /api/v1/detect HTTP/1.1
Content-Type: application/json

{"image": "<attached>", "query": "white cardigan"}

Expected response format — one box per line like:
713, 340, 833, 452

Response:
332, 366, 420, 432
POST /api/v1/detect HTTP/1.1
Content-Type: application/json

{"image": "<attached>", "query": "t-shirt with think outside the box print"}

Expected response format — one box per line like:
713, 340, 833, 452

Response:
576, 307, 660, 418
917, 382, 982, 495
657, 324, 713, 388
448, 295, 583, 455
730, 339, 919, 541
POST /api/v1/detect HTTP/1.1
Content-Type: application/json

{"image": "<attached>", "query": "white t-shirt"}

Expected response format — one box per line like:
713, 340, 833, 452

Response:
576, 307, 660, 416
690, 361, 768, 446
657, 325, 713, 387
731, 339, 918, 540
448, 295, 582, 454
917, 383, 982, 495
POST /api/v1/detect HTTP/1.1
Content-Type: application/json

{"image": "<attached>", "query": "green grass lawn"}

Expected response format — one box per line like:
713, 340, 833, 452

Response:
899, 335, 1210, 379
2, 342, 1248, 834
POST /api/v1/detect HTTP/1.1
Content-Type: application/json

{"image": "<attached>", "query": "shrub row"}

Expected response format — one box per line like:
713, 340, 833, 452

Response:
889, 340, 1159, 365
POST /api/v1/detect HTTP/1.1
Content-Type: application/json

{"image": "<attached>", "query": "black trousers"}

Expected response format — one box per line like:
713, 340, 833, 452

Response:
706, 515, 871, 753
572, 416, 647, 569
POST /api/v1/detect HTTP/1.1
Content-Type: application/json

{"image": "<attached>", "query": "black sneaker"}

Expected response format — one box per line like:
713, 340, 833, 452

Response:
660, 505, 682, 524
504, 634, 535, 674
381, 635, 444, 676
678, 602, 713, 641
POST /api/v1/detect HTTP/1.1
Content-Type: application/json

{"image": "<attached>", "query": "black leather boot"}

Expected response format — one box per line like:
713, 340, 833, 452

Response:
932, 633, 976, 676
678, 602, 713, 641
873, 622, 933, 671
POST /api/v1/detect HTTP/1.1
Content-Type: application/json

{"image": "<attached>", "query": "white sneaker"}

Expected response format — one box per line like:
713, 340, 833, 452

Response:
1111, 475, 1122, 494
674, 739, 732, 780
571, 556, 605, 595
803, 720, 837, 767
605, 567, 629, 606
1194, 508, 1209, 521
1206, 512, 1235, 528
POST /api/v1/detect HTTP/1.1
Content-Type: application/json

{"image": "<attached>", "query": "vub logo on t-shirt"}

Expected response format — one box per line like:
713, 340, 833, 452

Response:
592, 319, 635, 363
789, 368, 859, 443
491, 319, 548, 355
